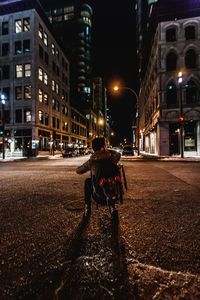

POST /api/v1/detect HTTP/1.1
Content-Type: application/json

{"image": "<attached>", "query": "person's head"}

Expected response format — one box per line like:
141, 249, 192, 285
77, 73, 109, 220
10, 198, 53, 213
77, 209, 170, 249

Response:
92, 137, 106, 151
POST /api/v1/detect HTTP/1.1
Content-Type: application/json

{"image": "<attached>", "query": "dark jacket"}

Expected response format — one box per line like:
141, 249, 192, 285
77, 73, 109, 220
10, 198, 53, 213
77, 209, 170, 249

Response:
76, 149, 121, 176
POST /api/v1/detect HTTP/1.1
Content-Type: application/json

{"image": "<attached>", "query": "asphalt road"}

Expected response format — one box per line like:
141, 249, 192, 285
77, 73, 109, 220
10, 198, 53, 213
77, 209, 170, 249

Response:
0, 157, 200, 299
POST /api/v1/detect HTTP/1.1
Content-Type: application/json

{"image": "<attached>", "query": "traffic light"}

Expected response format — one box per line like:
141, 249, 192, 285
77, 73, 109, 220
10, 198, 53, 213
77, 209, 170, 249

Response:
0, 125, 4, 136
179, 115, 185, 123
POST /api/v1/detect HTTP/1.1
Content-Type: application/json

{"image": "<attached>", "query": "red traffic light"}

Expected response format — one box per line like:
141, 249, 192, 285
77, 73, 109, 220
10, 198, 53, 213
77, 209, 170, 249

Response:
179, 115, 185, 123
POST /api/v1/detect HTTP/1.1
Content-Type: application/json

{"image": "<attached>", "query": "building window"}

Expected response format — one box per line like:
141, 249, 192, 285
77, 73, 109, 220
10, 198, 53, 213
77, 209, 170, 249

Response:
15, 20, 22, 33
44, 32, 48, 46
23, 40, 31, 53
2, 43, 9, 56
15, 109, 22, 123
52, 43, 55, 55
24, 109, 31, 122
16, 64, 23, 78
57, 118, 60, 129
38, 24, 43, 39
38, 68, 43, 81
184, 121, 197, 151
2, 21, 9, 35
185, 25, 195, 40
185, 80, 200, 104
44, 93, 48, 105
39, 45, 43, 59
166, 52, 177, 71
185, 49, 197, 69
39, 88, 43, 102
44, 72, 48, 85
15, 41, 22, 55
24, 85, 31, 100
52, 80, 55, 91
45, 113, 49, 126
24, 63, 31, 77
166, 81, 177, 106
39, 110, 44, 124
23, 18, 30, 32
52, 116, 56, 128
44, 52, 49, 65
15, 86, 23, 100
166, 28, 176, 42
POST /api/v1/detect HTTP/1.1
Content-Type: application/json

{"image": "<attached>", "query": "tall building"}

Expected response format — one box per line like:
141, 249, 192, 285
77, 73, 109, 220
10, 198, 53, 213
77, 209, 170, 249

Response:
39, 0, 93, 112
0, 0, 87, 157
135, 0, 200, 157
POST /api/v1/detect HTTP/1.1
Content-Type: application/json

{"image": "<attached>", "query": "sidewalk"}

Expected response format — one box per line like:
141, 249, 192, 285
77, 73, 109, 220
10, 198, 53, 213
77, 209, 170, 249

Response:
1, 152, 200, 162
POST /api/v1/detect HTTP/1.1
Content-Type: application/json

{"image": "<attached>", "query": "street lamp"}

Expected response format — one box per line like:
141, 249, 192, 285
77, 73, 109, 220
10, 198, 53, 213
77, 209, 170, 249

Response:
178, 71, 184, 158
113, 85, 140, 155
0, 93, 6, 159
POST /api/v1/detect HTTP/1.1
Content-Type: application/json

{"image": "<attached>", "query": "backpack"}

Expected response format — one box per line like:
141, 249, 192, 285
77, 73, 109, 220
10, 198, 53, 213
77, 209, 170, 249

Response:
92, 158, 123, 206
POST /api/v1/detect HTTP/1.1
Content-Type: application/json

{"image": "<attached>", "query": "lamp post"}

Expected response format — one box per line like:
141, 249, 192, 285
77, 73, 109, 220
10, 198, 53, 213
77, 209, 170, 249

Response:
0, 93, 6, 159
178, 72, 184, 158
113, 85, 140, 155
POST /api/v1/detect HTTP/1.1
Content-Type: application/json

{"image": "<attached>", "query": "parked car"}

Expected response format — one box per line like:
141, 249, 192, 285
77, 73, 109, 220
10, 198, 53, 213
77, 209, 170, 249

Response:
62, 147, 74, 157
122, 145, 134, 156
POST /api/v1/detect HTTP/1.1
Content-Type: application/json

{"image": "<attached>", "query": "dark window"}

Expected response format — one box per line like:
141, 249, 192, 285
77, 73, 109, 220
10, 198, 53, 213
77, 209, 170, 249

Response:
52, 116, 56, 128
15, 86, 23, 100
185, 26, 195, 40
39, 45, 43, 59
4, 110, 10, 124
2, 87, 10, 100
2, 43, 9, 56
15, 41, 22, 55
23, 40, 30, 53
185, 49, 196, 69
2, 22, 9, 35
185, 80, 200, 104
166, 52, 177, 71
45, 113, 49, 125
166, 81, 177, 106
166, 28, 176, 42
2, 65, 10, 79
44, 52, 49, 65
15, 109, 22, 123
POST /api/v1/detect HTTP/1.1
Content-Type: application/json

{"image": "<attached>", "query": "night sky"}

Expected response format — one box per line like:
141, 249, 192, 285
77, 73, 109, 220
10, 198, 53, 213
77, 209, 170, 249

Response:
87, 0, 137, 144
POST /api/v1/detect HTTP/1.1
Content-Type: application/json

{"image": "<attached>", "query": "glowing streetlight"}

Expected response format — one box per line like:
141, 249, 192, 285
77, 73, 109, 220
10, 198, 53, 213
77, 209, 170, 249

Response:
112, 85, 140, 155
178, 71, 184, 158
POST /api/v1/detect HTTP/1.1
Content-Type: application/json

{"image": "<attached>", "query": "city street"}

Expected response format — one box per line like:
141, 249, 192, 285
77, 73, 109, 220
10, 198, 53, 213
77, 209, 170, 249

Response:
0, 156, 200, 299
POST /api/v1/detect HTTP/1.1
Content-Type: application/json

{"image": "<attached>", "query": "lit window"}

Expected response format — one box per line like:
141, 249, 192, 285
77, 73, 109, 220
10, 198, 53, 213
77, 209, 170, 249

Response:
15, 20, 22, 33
44, 72, 48, 85
38, 24, 43, 39
52, 43, 55, 55
16, 64, 23, 78
39, 88, 43, 102
23, 18, 30, 31
44, 32, 48, 46
44, 93, 48, 105
39, 110, 44, 124
56, 83, 59, 94
24, 63, 31, 77
24, 85, 31, 99
38, 68, 43, 81
52, 80, 55, 91
25, 110, 31, 122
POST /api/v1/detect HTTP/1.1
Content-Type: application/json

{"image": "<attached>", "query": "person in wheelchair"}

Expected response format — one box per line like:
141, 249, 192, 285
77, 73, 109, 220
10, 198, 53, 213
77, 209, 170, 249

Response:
76, 137, 121, 217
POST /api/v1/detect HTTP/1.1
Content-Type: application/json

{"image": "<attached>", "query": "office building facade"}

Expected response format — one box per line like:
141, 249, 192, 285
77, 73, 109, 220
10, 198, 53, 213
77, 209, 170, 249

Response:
0, 0, 87, 157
